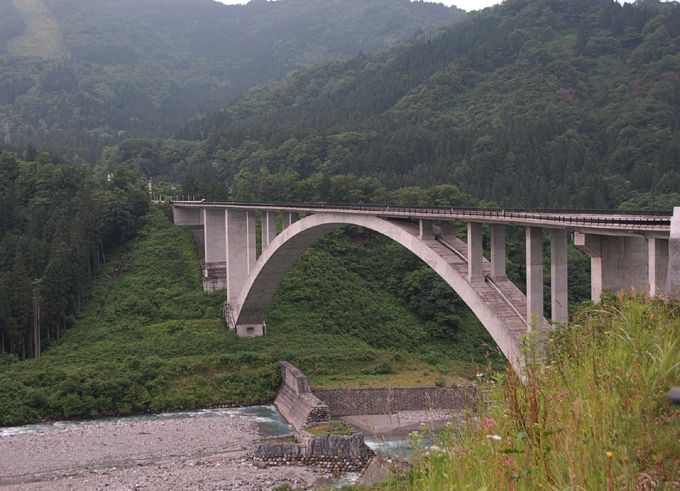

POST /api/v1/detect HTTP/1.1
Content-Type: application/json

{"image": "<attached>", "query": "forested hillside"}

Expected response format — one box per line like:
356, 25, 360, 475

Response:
0, 149, 149, 359
0, 0, 463, 161
103, 0, 680, 210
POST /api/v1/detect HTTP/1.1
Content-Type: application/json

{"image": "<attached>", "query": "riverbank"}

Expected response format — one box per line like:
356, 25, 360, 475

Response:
0, 414, 330, 490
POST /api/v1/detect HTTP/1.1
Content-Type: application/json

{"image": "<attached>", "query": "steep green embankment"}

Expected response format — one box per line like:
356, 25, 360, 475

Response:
0, 206, 502, 426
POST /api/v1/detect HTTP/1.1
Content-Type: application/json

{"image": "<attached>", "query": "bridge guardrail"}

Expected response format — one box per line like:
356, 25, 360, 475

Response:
171, 200, 672, 228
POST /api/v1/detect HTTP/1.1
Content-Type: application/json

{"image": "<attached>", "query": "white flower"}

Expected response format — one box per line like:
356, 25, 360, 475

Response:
486, 434, 502, 441
476, 372, 484, 378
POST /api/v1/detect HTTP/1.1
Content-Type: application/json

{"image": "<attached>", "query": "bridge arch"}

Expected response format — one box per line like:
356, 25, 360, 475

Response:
233, 212, 530, 369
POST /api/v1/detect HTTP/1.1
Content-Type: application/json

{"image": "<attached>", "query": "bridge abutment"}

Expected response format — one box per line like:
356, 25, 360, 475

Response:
575, 233, 652, 301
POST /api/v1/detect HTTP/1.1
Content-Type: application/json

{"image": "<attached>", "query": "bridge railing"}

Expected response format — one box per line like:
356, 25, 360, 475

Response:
171, 200, 673, 228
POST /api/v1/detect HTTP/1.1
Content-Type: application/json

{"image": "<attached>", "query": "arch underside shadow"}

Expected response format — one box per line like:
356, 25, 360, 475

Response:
234, 213, 534, 369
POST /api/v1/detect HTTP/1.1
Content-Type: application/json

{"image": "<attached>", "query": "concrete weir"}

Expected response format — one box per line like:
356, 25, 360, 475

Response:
274, 362, 331, 430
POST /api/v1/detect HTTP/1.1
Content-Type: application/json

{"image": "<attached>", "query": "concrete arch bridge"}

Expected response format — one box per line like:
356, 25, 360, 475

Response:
173, 201, 678, 370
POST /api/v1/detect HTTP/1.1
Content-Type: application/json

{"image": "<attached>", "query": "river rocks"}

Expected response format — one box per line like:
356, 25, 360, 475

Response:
0, 416, 329, 490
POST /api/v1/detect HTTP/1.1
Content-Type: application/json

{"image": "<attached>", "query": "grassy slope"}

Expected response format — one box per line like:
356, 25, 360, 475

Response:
7, 0, 63, 58
0, 207, 495, 426
349, 294, 680, 490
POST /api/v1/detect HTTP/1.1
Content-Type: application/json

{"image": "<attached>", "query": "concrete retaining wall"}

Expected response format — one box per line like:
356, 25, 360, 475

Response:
274, 361, 330, 430
313, 385, 478, 416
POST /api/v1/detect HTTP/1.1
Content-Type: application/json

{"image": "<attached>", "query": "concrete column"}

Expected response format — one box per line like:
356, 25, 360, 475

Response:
203, 208, 226, 264
226, 209, 250, 308
282, 212, 299, 230
550, 229, 569, 324
468, 222, 483, 282
649, 238, 668, 297
419, 219, 434, 240
490, 224, 506, 280
526, 227, 544, 331
440, 221, 456, 241
575, 232, 649, 302
262, 211, 277, 249
666, 207, 680, 299
246, 210, 257, 273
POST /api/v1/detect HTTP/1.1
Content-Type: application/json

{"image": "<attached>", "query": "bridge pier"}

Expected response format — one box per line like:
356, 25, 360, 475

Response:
526, 227, 544, 331
468, 222, 483, 283
262, 211, 278, 248
551, 229, 569, 324
666, 207, 680, 299
490, 224, 506, 281
203, 209, 227, 291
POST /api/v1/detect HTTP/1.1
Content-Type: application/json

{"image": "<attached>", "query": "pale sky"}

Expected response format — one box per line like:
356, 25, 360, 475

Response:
214, 0, 501, 13
214, 0, 642, 14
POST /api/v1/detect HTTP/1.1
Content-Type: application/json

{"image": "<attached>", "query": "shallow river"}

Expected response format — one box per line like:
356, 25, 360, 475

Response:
0, 405, 419, 457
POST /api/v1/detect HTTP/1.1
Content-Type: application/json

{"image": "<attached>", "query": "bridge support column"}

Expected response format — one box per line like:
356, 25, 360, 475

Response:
490, 224, 506, 280
468, 222, 483, 283
262, 211, 277, 249
202, 209, 227, 291
440, 220, 456, 240
666, 207, 680, 299
226, 209, 251, 307
282, 212, 299, 230
246, 210, 257, 273
649, 238, 668, 297
551, 229, 568, 324
526, 227, 544, 331
574, 232, 648, 302
419, 219, 434, 240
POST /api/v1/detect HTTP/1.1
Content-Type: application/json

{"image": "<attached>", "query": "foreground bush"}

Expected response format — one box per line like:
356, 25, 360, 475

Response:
396, 294, 680, 490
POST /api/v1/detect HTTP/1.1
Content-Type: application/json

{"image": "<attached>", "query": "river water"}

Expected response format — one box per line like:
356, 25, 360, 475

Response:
0, 405, 420, 456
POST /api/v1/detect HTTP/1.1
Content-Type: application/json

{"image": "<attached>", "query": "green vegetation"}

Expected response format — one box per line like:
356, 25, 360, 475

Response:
0, 0, 462, 161
343, 294, 680, 490
305, 420, 354, 436
0, 200, 509, 426
123, 0, 679, 210
0, 149, 149, 360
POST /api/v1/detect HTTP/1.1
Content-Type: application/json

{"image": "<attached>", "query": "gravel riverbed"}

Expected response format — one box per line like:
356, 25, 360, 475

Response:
0, 416, 332, 490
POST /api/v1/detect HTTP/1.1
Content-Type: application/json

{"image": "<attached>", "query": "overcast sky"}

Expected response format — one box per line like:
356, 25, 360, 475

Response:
214, 0, 645, 14
214, 0, 501, 13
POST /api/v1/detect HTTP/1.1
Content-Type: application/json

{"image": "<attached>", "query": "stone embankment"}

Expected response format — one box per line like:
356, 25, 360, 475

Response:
251, 430, 371, 473
314, 385, 478, 416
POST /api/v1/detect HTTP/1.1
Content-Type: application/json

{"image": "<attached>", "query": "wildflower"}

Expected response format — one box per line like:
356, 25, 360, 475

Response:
483, 418, 496, 428
486, 434, 502, 440
606, 451, 613, 458
632, 395, 642, 400
476, 372, 484, 378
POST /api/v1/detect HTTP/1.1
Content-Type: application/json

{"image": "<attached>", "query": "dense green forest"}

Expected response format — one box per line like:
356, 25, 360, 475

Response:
98, 0, 680, 210
0, 0, 462, 161
0, 148, 149, 359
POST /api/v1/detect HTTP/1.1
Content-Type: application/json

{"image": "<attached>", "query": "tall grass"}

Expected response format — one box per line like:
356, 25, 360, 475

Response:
391, 293, 680, 490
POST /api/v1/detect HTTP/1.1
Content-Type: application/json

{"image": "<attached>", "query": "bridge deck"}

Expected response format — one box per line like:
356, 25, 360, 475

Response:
173, 201, 671, 238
